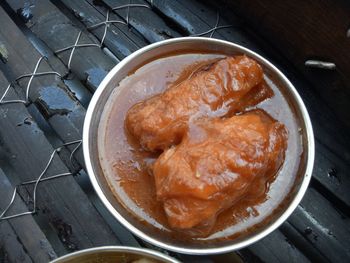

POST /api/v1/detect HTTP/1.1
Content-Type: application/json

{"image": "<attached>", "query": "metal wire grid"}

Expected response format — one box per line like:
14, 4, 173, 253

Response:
0, 140, 82, 221
0, 56, 62, 105
54, 31, 101, 70
190, 11, 234, 38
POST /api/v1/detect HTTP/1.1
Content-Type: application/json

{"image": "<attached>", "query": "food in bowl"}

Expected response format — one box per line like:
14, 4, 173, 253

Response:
98, 51, 303, 243
125, 56, 272, 151
125, 55, 287, 236
151, 109, 287, 236
50, 246, 179, 263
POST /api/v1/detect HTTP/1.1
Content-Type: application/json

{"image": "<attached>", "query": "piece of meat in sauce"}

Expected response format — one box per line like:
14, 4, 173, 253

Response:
153, 110, 287, 235
126, 55, 272, 151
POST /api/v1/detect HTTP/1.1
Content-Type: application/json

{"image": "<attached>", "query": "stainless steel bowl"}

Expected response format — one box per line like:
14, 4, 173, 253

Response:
51, 246, 179, 263
83, 37, 315, 255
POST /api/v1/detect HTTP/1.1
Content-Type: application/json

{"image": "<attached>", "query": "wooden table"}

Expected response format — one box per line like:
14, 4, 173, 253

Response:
0, 0, 349, 262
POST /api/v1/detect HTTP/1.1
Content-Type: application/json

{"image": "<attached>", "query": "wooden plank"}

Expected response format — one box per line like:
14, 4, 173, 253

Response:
100, 0, 182, 42
302, 188, 350, 238
235, 250, 263, 263
0, 222, 33, 263
276, 187, 350, 262
0, 73, 69, 257
0, 70, 122, 253
0, 6, 86, 169
279, 222, 327, 263
312, 142, 350, 206
0, 169, 57, 262
285, 188, 350, 262
0, 2, 93, 109
145, 0, 200, 35
175, 0, 257, 49
62, 78, 92, 109
73, 169, 141, 248
288, 208, 350, 262
53, 0, 147, 59
248, 230, 310, 263
4, 0, 115, 91
0, 2, 145, 250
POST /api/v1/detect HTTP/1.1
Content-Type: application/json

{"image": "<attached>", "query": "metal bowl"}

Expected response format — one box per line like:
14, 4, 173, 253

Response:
83, 37, 315, 255
50, 246, 179, 263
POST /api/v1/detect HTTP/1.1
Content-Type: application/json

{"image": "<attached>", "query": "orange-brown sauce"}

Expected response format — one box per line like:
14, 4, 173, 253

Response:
98, 53, 302, 242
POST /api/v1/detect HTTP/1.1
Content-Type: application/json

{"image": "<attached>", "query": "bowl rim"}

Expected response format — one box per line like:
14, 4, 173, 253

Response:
83, 37, 315, 255
50, 246, 179, 263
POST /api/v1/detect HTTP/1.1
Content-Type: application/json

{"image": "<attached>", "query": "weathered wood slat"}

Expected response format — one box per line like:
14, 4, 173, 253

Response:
275, 187, 350, 262
288, 208, 349, 262
74, 169, 141, 248
278, 222, 327, 263
0, 73, 72, 257
53, 0, 147, 59
302, 188, 350, 233
4, 0, 115, 92
0, 168, 57, 262
149, 0, 241, 40
1, 1, 145, 251
0, 2, 94, 109
286, 188, 350, 262
312, 142, 350, 206
0, 70, 121, 254
0, 222, 33, 263
25, 102, 83, 177
236, 250, 263, 263
0, 6, 86, 169
145, 0, 198, 35
62, 77, 92, 109
248, 230, 310, 263
101, 0, 182, 42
